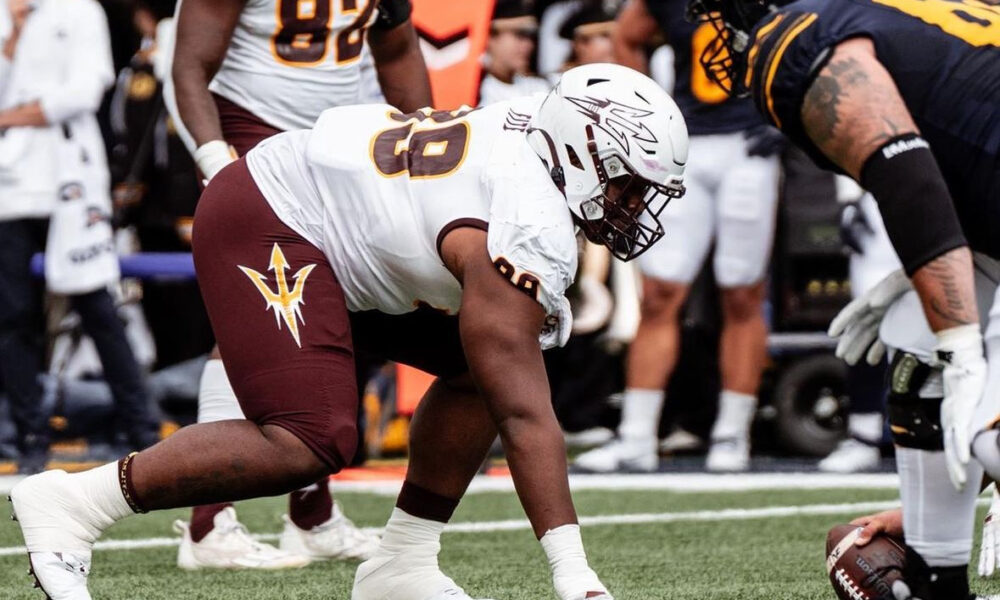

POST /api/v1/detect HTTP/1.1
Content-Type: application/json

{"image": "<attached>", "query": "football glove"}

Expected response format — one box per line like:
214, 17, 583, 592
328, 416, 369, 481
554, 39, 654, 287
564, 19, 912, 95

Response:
936, 324, 987, 491
979, 486, 1000, 577
828, 269, 912, 366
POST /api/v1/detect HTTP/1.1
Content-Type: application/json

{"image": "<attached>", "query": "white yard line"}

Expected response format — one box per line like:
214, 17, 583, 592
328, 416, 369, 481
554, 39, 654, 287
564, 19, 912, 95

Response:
5, 497, 975, 558
0, 472, 900, 497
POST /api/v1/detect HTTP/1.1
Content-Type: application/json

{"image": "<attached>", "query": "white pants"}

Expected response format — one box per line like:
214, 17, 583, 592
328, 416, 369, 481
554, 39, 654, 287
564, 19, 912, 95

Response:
879, 253, 1000, 566
637, 132, 780, 287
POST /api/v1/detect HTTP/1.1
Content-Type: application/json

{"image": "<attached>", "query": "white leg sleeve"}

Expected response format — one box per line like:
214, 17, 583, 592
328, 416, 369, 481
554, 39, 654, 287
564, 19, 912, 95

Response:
897, 446, 981, 567
197, 359, 245, 423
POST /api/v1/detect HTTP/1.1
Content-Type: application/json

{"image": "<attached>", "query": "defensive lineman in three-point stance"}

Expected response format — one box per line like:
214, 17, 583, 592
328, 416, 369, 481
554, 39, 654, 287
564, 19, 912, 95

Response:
168, 0, 431, 567
10, 63, 689, 600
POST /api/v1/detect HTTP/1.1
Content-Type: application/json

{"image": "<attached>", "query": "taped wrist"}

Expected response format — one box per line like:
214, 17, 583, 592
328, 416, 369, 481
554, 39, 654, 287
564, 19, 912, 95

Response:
194, 140, 237, 181
372, 0, 412, 30
860, 134, 967, 276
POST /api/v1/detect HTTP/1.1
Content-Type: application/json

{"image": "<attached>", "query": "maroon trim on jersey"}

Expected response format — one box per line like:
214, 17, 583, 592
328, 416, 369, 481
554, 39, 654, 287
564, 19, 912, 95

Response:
435, 218, 488, 260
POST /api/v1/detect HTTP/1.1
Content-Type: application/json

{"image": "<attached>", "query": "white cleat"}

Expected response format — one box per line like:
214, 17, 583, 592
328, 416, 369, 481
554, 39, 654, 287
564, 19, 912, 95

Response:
563, 427, 615, 449
174, 507, 309, 570
9, 471, 101, 600
705, 438, 750, 472
279, 501, 380, 561
572, 439, 658, 473
352, 551, 495, 600
818, 439, 881, 473
658, 428, 704, 454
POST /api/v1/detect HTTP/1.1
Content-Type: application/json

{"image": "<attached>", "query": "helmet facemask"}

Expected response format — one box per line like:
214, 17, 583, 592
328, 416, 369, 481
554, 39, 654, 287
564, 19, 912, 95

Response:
686, 0, 761, 96
575, 125, 685, 262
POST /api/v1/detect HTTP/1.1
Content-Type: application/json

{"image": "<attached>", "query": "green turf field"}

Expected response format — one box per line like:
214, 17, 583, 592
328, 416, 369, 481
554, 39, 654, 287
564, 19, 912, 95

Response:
1, 486, 996, 599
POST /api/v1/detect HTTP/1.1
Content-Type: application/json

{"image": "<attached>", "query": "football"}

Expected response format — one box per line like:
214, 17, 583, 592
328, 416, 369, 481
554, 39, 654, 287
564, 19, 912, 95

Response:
826, 524, 907, 600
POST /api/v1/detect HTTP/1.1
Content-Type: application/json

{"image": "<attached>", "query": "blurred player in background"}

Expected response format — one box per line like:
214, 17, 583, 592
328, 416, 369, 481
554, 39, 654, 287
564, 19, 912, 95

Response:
168, 0, 431, 569
11, 62, 689, 600
478, 0, 550, 106
686, 0, 1000, 596
575, 0, 782, 473
818, 183, 898, 473
557, 1, 618, 69
0, 0, 161, 474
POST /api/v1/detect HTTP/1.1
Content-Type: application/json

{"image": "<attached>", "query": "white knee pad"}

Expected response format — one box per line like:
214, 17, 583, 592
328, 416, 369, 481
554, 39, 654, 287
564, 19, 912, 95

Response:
197, 359, 245, 423
897, 447, 981, 567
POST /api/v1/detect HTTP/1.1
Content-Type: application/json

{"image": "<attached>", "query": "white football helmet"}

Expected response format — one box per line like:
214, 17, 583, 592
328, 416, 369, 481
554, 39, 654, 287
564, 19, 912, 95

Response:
527, 63, 689, 261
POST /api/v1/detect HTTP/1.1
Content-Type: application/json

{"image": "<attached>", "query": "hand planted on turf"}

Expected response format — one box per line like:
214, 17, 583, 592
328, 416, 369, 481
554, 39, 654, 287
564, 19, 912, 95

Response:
828, 270, 912, 366
850, 508, 903, 546
980, 486, 1000, 577
936, 325, 987, 491
552, 567, 612, 600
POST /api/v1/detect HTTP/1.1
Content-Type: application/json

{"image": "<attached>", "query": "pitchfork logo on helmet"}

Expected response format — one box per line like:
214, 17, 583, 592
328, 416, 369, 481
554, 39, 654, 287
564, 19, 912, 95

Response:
527, 63, 689, 262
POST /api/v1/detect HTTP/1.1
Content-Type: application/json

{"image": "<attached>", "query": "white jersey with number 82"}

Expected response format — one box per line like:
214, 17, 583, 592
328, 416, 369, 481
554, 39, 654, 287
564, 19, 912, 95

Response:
208, 0, 378, 131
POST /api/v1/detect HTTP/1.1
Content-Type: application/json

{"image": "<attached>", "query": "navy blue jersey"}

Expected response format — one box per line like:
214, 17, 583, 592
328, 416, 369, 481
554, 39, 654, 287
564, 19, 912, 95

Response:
746, 0, 1000, 255
645, 0, 762, 135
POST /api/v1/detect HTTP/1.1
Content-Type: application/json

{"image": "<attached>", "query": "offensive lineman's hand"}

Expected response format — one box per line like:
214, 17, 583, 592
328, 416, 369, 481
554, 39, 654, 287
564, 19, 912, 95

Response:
828, 270, 913, 365
936, 324, 987, 491
850, 508, 903, 546
979, 486, 1000, 577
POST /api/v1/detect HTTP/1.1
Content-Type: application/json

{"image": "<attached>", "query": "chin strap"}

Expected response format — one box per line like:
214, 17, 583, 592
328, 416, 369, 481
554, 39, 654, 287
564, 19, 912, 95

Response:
527, 127, 566, 196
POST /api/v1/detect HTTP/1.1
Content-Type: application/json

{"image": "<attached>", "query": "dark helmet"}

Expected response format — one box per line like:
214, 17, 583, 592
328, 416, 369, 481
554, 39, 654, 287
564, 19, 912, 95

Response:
685, 0, 778, 96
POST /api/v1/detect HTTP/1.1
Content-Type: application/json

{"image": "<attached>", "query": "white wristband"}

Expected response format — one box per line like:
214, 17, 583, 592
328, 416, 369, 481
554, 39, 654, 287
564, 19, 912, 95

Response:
934, 324, 984, 364
194, 140, 237, 181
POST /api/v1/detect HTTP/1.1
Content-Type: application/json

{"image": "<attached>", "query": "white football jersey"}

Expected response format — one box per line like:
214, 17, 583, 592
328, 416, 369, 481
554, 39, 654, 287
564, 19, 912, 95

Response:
245, 95, 578, 348
208, 0, 380, 131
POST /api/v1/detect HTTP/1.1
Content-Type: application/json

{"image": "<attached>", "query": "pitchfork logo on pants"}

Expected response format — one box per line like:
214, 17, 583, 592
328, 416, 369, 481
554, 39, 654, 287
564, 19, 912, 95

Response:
238, 244, 316, 348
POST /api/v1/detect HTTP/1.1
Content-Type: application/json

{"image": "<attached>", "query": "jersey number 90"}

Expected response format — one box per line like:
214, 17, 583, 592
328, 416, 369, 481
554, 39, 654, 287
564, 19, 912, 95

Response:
272, 0, 375, 65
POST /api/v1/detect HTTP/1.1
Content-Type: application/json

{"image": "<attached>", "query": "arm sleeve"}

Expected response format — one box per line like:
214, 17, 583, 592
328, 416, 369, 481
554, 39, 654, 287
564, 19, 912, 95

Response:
39, 0, 114, 123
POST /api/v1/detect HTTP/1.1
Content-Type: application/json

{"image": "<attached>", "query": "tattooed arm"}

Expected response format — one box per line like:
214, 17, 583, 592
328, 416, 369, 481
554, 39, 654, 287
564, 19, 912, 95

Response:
800, 37, 977, 332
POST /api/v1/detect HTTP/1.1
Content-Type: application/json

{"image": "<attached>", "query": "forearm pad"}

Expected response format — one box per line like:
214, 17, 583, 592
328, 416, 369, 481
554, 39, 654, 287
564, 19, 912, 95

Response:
860, 134, 967, 276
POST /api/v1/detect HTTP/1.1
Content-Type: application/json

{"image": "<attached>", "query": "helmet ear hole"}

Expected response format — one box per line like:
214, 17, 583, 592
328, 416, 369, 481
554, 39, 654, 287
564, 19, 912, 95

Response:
565, 144, 584, 170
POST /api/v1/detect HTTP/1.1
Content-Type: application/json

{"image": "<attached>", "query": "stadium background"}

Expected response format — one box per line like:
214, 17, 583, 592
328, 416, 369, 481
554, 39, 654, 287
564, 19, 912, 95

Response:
2, 0, 989, 597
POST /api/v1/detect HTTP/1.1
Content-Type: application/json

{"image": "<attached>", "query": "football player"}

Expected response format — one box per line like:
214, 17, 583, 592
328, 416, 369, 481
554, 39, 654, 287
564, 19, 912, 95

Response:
574, 0, 782, 473
684, 0, 1000, 597
167, 0, 432, 567
9, 63, 689, 600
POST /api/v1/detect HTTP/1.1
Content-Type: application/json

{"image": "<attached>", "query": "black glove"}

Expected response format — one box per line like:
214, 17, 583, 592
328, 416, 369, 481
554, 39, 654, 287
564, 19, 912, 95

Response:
743, 124, 788, 158
839, 201, 874, 255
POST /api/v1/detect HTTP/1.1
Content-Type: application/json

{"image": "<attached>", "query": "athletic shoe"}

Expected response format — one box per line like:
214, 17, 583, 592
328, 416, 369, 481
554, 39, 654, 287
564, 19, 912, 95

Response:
658, 428, 704, 454
572, 439, 658, 473
9, 470, 99, 599
279, 501, 380, 561
818, 438, 881, 473
352, 549, 495, 600
563, 427, 615, 449
705, 437, 750, 472
174, 507, 309, 570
